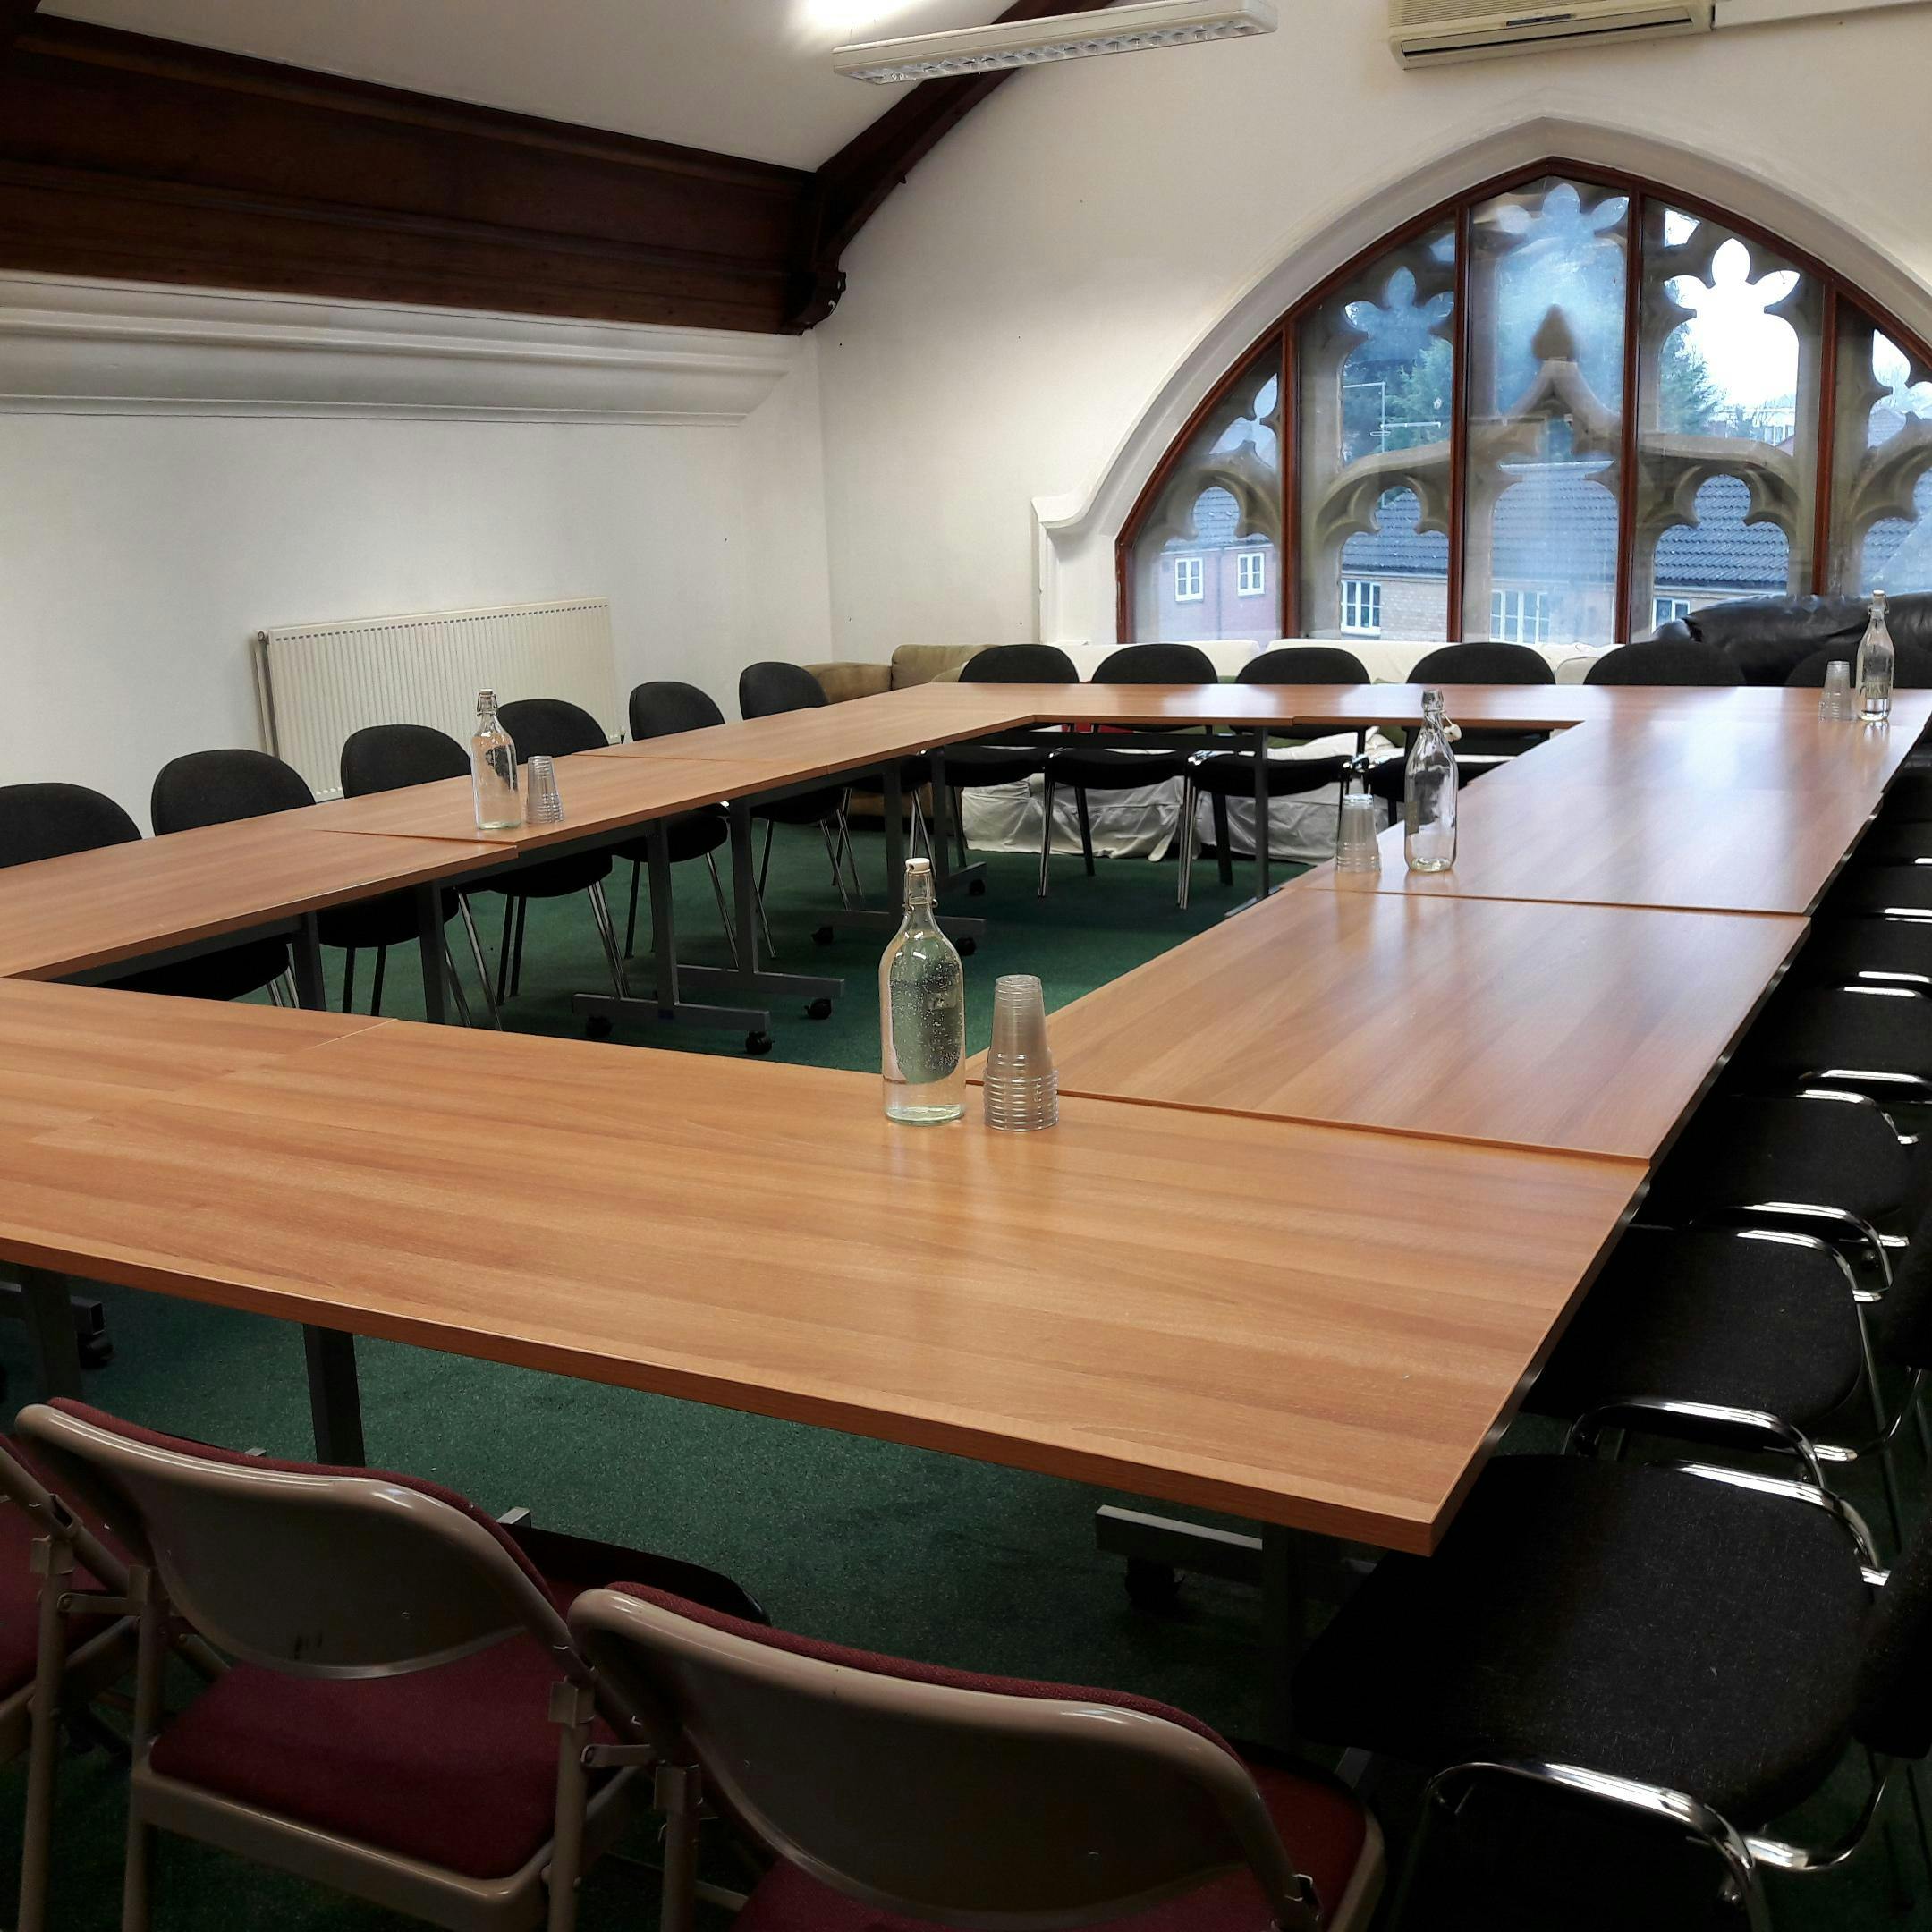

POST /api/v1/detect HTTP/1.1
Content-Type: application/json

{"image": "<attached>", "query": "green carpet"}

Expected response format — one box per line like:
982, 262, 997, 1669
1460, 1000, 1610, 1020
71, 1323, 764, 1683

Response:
0, 826, 1921, 1928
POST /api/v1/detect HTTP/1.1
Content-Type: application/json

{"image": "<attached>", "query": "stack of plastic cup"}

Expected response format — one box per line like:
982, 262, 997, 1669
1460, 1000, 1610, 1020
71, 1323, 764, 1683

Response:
1335, 792, 1382, 873
1819, 659, 1855, 720
524, 756, 564, 824
982, 975, 1058, 1132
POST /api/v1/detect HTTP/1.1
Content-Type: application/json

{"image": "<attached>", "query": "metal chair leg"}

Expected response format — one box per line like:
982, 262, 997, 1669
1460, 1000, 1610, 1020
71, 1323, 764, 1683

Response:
624, 859, 642, 959
442, 945, 474, 1029
1178, 780, 1196, 911
1211, 793, 1234, 886
496, 896, 516, 1009
704, 851, 741, 968
836, 798, 864, 902
341, 946, 357, 1016
1038, 773, 1056, 898
752, 870, 776, 960
121, 1570, 164, 1932
587, 885, 630, 1001
758, 817, 777, 900
18, 1529, 72, 1932
369, 945, 387, 1020
822, 818, 853, 910
1075, 787, 1096, 876
511, 896, 529, 1000
953, 787, 970, 868
457, 896, 504, 1030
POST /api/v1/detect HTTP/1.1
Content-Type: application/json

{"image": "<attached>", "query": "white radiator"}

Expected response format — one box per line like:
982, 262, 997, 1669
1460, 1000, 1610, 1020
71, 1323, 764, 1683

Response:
254, 597, 621, 800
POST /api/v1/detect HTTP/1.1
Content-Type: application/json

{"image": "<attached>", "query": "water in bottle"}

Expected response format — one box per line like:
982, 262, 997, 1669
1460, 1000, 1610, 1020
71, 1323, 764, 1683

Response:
1857, 589, 1895, 724
1403, 687, 1458, 873
880, 857, 965, 1123
471, 689, 522, 830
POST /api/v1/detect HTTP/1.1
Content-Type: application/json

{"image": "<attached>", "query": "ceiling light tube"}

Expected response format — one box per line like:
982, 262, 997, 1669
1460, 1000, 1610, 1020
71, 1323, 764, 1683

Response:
834, 0, 1278, 83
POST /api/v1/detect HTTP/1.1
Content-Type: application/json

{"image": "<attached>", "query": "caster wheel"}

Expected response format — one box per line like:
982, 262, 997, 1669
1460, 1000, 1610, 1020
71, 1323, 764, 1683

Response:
957, 936, 978, 958
969, 877, 987, 897
812, 925, 836, 947
1124, 1558, 1184, 1614
745, 1031, 775, 1056
584, 1016, 614, 1040
79, 1338, 114, 1370
807, 997, 834, 1021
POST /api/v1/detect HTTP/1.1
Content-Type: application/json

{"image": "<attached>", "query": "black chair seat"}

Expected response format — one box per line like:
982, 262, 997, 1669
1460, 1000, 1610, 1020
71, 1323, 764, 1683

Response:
115, 937, 291, 1004
1190, 750, 1350, 801
1826, 864, 1932, 918
1046, 747, 1191, 791
1880, 773, 1932, 824
1292, 1456, 1868, 1823
1852, 821, 1932, 866
1796, 916, 1932, 987
317, 888, 459, 954
484, 849, 613, 900
1743, 986, 1932, 1084
1648, 1096, 1916, 1229
941, 743, 1045, 788
614, 806, 729, 868
1526, 1230, 1863, 1427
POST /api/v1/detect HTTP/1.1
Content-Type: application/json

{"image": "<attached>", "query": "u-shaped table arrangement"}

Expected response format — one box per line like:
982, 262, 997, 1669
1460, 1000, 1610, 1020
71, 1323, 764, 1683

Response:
2, 678, 1925, 1733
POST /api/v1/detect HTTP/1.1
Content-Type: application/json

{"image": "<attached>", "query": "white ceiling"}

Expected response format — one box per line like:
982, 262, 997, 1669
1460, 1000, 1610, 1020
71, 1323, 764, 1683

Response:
43, 0, 1013, 171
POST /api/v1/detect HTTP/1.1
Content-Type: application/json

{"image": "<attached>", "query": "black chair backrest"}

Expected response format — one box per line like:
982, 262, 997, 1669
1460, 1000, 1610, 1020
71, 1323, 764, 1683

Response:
1409, 642, 1555, 686
1788, 643, 1932, 690
630, 682, 726, 740
339, 724, 468, 798
740, 662, 828, 720
959, 645, 1080, 683
496, 698, 607, 759
1585, 641, 1743, 687
0, 782, 140, 869
1243, 646, 1369, 685
151, 750, 315, 834
1094, 643, 1218, 685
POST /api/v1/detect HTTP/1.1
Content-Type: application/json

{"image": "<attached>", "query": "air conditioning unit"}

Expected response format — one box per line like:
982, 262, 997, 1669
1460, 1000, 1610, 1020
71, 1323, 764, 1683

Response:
1389, 0, 1713, 64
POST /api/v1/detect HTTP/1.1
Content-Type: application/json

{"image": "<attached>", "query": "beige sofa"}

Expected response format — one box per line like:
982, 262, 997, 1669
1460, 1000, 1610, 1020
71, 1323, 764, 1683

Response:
802, 647, 991, 818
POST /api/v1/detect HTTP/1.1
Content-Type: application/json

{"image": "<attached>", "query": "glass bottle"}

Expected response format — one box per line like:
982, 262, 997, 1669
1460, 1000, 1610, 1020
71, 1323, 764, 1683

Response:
880, 858, 965, 1124
470, 689, 522, 830
1403, 687, 1458, 874
1857, 589, 1895, 724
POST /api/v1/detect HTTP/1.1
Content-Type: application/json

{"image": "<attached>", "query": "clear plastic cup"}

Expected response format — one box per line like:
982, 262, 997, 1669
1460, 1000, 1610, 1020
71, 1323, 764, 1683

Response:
1819, 659, 1854, 721
1335, 792, 1383, 873
524, 756, 564, 824
982, 975, 1058, 1132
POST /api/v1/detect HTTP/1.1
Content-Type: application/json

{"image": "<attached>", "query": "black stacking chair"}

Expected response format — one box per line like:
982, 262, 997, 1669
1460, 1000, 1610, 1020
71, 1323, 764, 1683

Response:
1407, 640, 1555, 766
1180, 646, 1368, 905
340, 723, 627, 1013
1788, 642, 1932, 688
737, 663, 861, 922
1293, 1449, 1928, 1929
934, 646, 1083, 872
0, 781, 290, 1005
1522, 1224, 1914, 1550
1739, 984, 1932, 1111
149, 749, 494, 1025
1040, 642, 1217, 900
1586, 640, 1743, 685
624, 682, 739, 962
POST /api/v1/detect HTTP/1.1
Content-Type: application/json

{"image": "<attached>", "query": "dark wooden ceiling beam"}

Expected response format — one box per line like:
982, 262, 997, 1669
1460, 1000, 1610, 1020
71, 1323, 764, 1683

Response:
789, 0, 1118, 326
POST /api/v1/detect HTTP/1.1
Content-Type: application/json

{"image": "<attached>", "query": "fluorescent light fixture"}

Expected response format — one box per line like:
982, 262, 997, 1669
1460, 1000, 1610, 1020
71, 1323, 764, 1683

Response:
834, 0, 1277, 83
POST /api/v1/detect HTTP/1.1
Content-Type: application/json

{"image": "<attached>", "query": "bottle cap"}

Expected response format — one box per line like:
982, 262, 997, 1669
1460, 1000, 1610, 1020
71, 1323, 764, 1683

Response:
1873, 589, 1888, 613
477, 688, 498, 712
905, 857, 932, 878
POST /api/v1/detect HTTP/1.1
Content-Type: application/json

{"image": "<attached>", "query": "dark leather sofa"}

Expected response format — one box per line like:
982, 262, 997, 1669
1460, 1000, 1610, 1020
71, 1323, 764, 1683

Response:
1655, 592, 1932, 684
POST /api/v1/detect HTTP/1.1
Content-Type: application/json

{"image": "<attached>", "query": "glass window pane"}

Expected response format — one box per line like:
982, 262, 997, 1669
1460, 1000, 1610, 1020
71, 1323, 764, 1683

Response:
1829, 307, 1932, 594
1630, 206, 1820, 633
1462, 178, 1628, 646
1128, 342, 1282, 642
1297, 224, 1455, 643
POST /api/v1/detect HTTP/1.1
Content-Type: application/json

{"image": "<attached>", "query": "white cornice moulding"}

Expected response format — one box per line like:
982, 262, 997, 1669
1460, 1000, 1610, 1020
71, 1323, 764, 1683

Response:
0, 275, 801, 423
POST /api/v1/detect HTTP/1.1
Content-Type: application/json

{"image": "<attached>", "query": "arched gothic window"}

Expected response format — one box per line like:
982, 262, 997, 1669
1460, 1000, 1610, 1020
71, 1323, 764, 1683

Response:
1118, 165, 1932, 648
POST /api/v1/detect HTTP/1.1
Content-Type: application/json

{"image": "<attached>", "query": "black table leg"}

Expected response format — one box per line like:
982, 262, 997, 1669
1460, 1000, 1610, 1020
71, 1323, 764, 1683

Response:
1252, 725, 1272, 905
18, 1267, 83, 1401
415, 885, 447, 1026
302, 1326, 367, 1465
1260, 1523, 1305, 1744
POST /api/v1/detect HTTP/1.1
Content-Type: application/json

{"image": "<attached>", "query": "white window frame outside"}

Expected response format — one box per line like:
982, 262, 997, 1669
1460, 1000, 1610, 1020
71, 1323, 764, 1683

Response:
1236, 550, 1267, 598
1174, 555, 1205, 604
1653, 595, 1692, 630
1491, 588, 1551, 646
1340, 577, 1383, 637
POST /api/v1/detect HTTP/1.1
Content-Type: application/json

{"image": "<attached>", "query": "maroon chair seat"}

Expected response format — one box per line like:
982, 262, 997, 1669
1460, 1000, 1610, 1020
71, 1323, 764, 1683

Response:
149, 1611, 603, 1880
732, 1757, 1371, 1932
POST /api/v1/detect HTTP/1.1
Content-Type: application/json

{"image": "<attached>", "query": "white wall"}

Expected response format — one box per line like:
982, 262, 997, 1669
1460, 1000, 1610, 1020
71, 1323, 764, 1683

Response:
814, 5, 1932, 658
0, 292, 831, 824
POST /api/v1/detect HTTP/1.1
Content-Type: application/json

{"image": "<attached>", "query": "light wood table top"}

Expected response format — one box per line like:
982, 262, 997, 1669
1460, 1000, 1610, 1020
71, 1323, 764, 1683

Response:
0, 819, 515, 982
1314, 775, 1878, 917
307, 754, 773, 850
0, 978, 381, 1142
0, 1013, 1642, 1551
998, 887, 1803, 1160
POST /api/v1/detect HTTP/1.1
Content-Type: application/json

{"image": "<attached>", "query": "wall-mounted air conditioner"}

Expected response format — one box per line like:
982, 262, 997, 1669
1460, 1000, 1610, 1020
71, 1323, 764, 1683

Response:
1389, 0, 1714, 64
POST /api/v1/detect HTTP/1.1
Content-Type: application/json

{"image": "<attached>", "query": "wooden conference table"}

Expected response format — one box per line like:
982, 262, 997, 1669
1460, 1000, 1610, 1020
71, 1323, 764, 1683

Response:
0, 680, 1923, 1726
